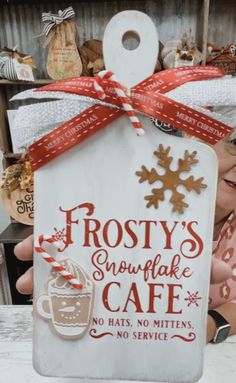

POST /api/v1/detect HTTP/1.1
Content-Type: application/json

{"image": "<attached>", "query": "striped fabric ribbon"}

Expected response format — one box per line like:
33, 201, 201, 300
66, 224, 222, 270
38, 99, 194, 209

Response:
0, 56, 18, 80
42, 6, 75, 36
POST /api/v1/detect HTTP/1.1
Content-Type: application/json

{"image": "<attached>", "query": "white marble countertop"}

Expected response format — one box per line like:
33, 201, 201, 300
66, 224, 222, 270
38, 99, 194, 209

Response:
0, 305, 235, 383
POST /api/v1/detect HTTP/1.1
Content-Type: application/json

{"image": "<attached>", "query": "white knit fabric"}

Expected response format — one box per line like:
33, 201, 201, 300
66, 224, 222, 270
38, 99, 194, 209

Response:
10, 75, 236, 151
10, 91, 114, 152
166, 77, 236, 108
12, 99, 95, 151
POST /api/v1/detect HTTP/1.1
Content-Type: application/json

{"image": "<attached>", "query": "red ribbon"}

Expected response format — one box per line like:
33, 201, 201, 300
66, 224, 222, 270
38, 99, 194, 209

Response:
29, 66, 232, 171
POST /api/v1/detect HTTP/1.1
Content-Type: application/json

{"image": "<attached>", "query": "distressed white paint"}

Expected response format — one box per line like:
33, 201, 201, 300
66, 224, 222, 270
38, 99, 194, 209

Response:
103, 11, 158, 88
0, 306, 236, 383
33, 113, 218, 382
0, 3, 234, 383
30, 10, 219, 382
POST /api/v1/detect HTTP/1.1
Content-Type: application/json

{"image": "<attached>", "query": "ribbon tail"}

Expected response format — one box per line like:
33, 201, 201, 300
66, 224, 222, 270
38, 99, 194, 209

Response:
29, 105, 124, 171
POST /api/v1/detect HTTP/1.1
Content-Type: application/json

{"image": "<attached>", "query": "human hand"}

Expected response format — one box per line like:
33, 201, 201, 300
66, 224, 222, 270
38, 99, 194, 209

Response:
207, 259, 233, 342
14, 235, 33, 294
210, 257, 232, 284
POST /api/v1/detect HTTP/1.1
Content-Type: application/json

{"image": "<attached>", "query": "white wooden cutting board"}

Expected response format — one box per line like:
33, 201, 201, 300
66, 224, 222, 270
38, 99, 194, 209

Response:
33, 11, 218, 383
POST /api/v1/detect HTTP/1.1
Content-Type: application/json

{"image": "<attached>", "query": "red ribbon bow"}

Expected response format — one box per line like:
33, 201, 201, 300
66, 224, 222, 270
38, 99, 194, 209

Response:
29, 66, 231, 171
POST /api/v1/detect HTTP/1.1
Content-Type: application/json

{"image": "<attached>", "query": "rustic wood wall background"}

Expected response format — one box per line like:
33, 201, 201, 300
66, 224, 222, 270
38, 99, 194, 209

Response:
208, 0, 236, 46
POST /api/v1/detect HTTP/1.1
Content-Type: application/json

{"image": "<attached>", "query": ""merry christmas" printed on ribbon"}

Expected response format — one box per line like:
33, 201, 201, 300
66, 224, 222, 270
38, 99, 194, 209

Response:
29, 66, 232, 171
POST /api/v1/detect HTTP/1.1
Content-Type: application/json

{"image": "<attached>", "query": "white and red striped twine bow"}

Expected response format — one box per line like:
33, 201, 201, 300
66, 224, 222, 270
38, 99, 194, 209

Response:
94, 70, 145, 136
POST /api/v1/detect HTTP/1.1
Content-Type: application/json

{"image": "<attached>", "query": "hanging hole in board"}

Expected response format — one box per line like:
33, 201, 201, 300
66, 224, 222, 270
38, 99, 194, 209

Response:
122, 31, 140, 51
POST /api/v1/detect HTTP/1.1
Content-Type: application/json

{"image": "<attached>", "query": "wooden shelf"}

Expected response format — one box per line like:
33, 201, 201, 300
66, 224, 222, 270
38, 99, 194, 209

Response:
0, 223, 33, 244
0, 79, 53, 85
3, 152, 22, 160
